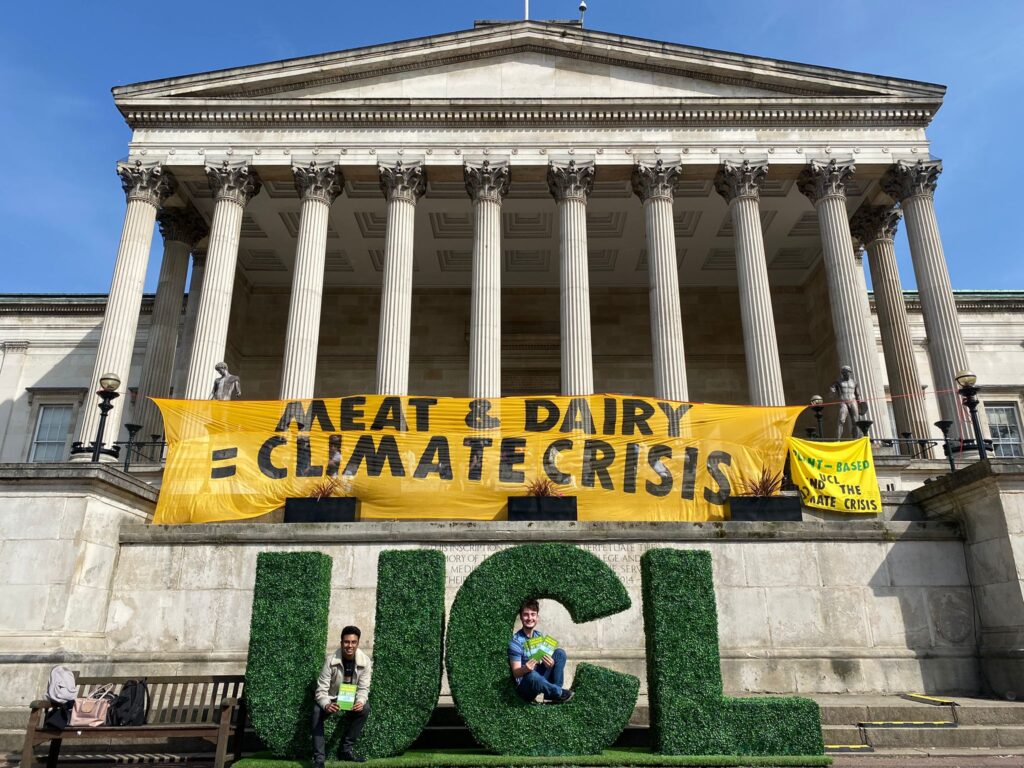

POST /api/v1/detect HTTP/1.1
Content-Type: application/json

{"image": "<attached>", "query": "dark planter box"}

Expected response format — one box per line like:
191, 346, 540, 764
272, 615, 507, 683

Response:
507, 496, 578, 522
284, 497, 358, 523
728, 495, 802, 522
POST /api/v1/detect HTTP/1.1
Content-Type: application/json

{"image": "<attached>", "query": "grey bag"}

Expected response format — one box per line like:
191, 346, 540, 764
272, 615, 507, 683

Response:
46, 666, 78, 705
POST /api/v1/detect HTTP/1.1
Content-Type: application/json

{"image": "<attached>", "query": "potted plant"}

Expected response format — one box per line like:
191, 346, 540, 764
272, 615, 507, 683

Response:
283, 476, 358, 523
728, 467, 802, 522
507, 478, 577, 521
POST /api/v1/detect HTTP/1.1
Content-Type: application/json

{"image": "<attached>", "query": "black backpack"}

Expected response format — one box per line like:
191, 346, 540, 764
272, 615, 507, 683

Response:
111, 679, 149, 726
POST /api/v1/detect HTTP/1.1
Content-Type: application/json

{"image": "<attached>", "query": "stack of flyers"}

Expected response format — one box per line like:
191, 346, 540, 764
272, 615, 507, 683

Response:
335, 683, 357, 711
524, 635, 558, 662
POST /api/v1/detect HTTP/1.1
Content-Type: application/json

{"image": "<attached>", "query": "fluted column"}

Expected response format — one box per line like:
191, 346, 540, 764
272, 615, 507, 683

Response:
172, 249, 206, 398
882, 159, 969, 427
376, 161, 426, 395
549, 160, 595, 396
466, 160, 510, 398
713, 160, 785, 405
279, 162, 344, 399
75, 160, 176, 455
850, 205, 930, 442
135, 206, 208, 438
184, 160, 261, 399
798, 159, 884, 422
631, 160, 689, 401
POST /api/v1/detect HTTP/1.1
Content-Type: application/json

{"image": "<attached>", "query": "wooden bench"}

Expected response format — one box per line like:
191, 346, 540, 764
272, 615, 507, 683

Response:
21, 674, 247, 768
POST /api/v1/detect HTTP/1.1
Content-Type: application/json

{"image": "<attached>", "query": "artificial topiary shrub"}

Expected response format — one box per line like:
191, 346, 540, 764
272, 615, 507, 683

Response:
245, 551, 333, 758
445, 543, 640, 756
352, 549, 447, 759
641, 549, 824, 756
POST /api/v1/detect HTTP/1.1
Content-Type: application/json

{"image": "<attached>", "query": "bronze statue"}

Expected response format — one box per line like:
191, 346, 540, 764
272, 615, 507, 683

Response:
211, 362, 242, 401
829, 365, 865, 438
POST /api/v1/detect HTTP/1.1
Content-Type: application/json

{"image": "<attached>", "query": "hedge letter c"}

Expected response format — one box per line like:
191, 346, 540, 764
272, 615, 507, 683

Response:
444, 543, 640, 755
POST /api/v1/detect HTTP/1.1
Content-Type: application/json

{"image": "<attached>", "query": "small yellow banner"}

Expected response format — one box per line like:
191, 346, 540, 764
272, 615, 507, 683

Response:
153, 395, 804, 524
787, 437, 882, 514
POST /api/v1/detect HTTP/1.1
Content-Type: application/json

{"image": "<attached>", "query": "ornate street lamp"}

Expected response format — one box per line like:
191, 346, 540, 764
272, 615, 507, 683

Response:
856, 419, 873, 439
71, 373, 122, 462
810, 395, 824, 439
934, 420, 956, 473
123, 423, 143, 471
955, 370, 988, 461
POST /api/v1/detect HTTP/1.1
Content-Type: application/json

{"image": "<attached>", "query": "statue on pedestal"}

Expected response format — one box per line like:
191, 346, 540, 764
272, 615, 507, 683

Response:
211, 362, 242, 401
830, 365, 865, 438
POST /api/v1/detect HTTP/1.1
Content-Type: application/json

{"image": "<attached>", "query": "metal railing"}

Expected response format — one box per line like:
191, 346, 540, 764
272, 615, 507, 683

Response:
112, 439, 167, 471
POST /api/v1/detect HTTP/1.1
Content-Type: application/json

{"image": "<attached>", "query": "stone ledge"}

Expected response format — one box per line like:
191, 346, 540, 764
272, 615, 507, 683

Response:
122, 519, 961, 545
0, 463, 159, 503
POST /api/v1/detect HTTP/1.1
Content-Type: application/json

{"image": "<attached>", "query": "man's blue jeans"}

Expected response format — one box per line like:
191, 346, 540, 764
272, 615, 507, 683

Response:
516, 648, 567, 702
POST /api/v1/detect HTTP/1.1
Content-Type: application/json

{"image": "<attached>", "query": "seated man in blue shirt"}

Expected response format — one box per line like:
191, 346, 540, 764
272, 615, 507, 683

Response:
508, 598, 574, 703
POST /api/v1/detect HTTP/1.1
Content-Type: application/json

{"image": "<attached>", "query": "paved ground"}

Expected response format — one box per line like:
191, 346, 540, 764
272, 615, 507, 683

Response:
832, 754, 1024, 768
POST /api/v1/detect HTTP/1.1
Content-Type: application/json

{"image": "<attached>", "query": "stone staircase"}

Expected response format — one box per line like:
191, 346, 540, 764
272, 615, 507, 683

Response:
817, 694, 1024, 753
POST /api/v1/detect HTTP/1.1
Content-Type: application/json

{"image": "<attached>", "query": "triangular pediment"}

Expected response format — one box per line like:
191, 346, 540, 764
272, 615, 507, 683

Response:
114, 21, 945, 105
281, 50, 779, 100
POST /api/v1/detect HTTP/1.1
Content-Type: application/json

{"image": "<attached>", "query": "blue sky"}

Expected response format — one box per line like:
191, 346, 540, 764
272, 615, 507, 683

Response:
1, 0, 1020, 293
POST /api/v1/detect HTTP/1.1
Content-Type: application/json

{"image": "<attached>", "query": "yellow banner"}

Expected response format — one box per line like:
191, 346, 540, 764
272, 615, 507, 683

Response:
787, 437, 882, 514
153, 395, 804, 524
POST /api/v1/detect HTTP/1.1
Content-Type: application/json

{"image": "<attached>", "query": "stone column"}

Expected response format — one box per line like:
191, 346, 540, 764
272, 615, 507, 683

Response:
376, 161, 426, 395
631, 160, 690, 402
75, 160, 176, 454
183, 160, 261, 399
798, 159, 884, 423
713, 160, 785, 406
549, 160, 595, 396
134, 206, 208, 438
171, 248, 207, 398
850, 204, 930, 442
466, 160, 510, 398
882, 159, 970, 427
279, 162, 345, 399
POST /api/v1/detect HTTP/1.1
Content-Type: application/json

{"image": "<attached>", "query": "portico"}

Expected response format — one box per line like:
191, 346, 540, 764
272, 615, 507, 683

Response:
79, 20, 964, 448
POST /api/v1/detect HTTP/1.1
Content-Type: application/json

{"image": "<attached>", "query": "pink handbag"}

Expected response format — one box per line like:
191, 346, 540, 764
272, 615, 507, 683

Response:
69, 685, 113, 727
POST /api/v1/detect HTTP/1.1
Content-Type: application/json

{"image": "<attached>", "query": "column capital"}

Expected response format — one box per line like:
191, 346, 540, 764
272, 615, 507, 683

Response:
713, 159, 768, 203
797, 158, 856, 205
547, 159, 595, 203
882, 159, 942, 202
205, 159, 262, 206
191, 248, 207, 269
379, 160, 426, 204
157, 205, 209, 247
293, 161, 345, 205
632, 159, 682, 203
117, 160, 177, 207
464, 160, 511, 203
849, 203, 902, 246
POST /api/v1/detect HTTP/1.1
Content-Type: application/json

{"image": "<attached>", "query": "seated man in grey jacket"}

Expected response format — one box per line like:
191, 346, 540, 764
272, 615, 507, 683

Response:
312, 625, 373, 765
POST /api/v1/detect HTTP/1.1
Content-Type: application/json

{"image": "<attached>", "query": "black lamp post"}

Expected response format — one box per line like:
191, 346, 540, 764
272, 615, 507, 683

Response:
935, 419, 956, 473
70, 373, 122, 462
810, 395, 825, 439
856, 419, 873, 439
124, 423, 143, 471
955, 370, 988, 461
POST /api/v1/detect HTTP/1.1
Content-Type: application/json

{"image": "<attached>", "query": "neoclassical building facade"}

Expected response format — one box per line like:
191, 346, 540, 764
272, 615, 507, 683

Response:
2, 20, 1018, 459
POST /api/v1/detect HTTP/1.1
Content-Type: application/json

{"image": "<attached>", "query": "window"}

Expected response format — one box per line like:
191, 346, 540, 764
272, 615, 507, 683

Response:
30, 404, 73, 462
986, 403, 1024, 458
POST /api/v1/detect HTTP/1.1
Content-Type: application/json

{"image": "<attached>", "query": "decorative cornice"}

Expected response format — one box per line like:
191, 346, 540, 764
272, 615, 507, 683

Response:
849, 204, 901, 245
881, 159, 942, 202
293, 161, 345, 205
117, 160, 176, 207
797, 158, 856, 204
632, 159, 683, 203
464, 160, 511, 203
547, 160, 596, 202
379, 160, 426, 204
119, 100, 940, 130
157, 205, 208, 246
2, 340, 29, 353
205, 159, 262, 206
713, 159, 768, 203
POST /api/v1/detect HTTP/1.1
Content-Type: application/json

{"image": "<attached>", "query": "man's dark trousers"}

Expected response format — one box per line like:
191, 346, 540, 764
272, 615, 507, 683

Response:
311, 702, 371, 762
